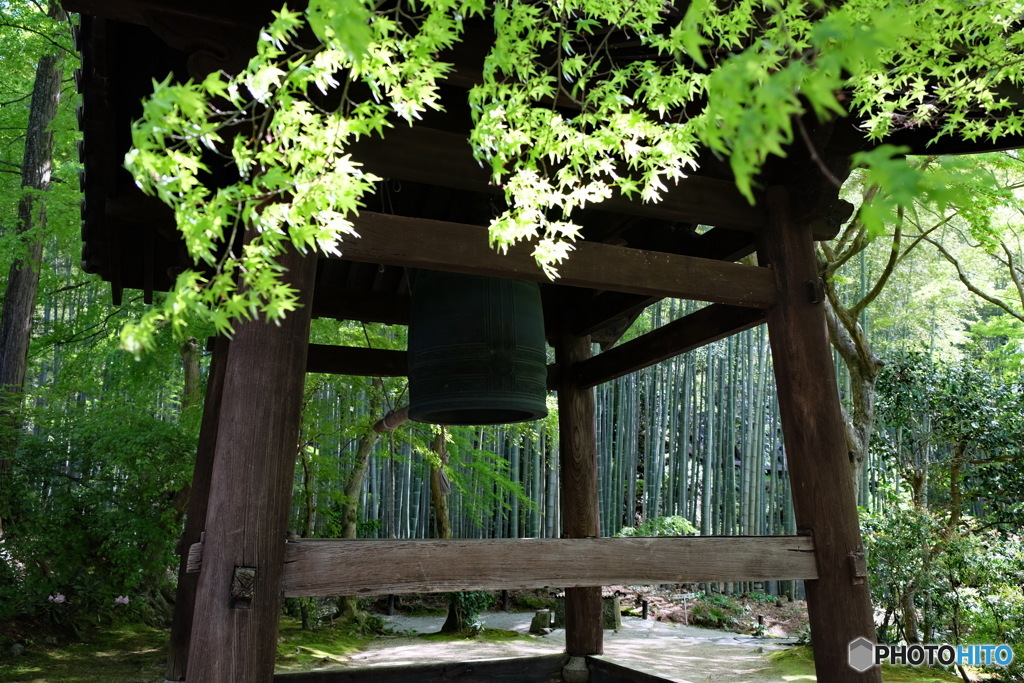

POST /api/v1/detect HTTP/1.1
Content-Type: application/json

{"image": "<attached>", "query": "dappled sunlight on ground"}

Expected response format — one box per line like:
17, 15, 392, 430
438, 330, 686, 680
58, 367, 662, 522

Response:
344, 613, 797, 683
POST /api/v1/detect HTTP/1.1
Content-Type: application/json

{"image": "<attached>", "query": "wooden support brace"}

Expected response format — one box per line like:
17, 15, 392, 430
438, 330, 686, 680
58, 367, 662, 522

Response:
759, 186, 880, 682
165, 339, 229, 682
185, 247, 316, 683
556, 332, 603, 657
575, 304, 766, 389
279, 536, 818, 597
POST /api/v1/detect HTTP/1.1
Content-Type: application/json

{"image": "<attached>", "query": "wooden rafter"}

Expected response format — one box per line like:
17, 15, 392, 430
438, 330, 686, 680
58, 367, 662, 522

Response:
351, 126, 765, 232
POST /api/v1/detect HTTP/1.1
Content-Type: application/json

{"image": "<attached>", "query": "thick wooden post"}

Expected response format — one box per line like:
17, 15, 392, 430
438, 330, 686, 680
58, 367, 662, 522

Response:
759, 186, 880, 682
185, 249, 316, 682
555, 331, 603, 657
165, 338, 229, 681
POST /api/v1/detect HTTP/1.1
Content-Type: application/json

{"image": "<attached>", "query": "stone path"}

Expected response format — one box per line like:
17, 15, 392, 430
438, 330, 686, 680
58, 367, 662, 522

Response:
344, 612, 801, 683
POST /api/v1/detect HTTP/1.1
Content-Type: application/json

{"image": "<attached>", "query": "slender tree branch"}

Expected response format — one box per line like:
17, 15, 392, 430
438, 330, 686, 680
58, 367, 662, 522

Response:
0, 22, 74, 56
43, 281, 87, 297
795, 116, 843, 189
851, 204, 902, 318
899, 211, 960, 265
824, 225, 868, 279
0, 92, 34, 107
924, 236, 1024, 323
831, 183, 877, 260
1000, 240, 1024, 308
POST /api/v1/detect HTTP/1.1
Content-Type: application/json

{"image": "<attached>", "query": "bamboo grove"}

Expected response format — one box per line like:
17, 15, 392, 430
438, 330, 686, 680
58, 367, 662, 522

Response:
297, 303, 863, 573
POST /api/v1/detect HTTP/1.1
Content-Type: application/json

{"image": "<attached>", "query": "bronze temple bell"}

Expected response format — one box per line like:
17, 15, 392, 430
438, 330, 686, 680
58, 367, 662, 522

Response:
407, 270, 548, 425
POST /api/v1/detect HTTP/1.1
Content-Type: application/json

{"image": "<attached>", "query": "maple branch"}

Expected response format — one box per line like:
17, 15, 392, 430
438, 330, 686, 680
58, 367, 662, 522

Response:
924, 236, 1024, 323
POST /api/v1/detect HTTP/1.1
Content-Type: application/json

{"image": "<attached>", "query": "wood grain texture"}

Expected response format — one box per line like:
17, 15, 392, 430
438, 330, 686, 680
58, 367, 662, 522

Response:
185, 248, 316, 683
165, 337, 228, 681
588, 656, 681, 683
273, 654, 569, 683
758, 186, 881, 683
556, 332, 603, 656
575, 304, 767, 389
334, 212, 777, 308
279, 536, 818, 597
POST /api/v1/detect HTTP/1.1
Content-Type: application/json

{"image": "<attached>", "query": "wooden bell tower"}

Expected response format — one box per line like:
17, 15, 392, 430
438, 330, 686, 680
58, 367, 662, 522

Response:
67, 1, 1021, 681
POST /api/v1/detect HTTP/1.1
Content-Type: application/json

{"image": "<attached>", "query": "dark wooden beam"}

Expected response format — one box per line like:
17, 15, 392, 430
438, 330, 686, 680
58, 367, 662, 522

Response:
566, 227, 756, 344
556, 332, 603, 657
165, 337, 229, 681
280, 536, 817, 597
310, 287, 409, 325
351, 126, 765, 232
274, 654, 569, 683
186, 248, 316, 682
306, 345, 407, 377
575, 304, 767, 389
336, 212, 776, 308
569, 291, 658, 340
688, 227, 758, 262
758, 186, 880, 683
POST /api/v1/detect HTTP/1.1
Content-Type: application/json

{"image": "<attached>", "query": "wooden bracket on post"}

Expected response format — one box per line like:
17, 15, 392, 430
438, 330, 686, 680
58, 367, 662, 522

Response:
230, 566, 256, 609
186, 532, 205, 574
805, 278, 825, 304
848, 550, 868, 586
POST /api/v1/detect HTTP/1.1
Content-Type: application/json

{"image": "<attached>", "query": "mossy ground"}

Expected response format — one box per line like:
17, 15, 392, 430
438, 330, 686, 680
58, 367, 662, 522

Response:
1, 620, 977, 683
0, 619, 529, 682
0, 624, 167, 683
417, 628, 534, 643
769, 646, 966, 682
0, 617, 376, 682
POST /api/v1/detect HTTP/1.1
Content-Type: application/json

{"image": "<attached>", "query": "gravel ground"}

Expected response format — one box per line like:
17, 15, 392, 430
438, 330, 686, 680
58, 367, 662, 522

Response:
344, 612, 799, 683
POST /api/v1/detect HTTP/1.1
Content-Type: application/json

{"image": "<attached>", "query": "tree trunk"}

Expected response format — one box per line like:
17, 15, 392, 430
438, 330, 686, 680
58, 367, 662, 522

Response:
901, 586, 920, 644
429, 428, 470, 635
823, 297, 883, 499
946, 443, 966, 538
337, 382, 384, 622
0, 45, 64, 536
166, 338, 203, 522
182, 337, 202, 409
429, 429, 452, 540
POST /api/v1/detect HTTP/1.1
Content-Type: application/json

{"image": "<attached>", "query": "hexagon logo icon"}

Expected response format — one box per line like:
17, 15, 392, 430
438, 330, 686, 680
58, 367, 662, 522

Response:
848, 637, 876, 672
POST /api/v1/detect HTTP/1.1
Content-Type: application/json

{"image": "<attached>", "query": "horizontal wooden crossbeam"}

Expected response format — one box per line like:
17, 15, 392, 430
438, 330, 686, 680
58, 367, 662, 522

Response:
351, 126, 765, 232
310, 287, 409, 325
280, 536, 816, 597
575, 304, 768, 388
336, 212, 777, 308
306, 345, 407, 376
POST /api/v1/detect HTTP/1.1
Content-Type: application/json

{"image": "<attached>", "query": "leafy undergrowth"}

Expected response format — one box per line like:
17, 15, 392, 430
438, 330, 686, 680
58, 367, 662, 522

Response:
769, 646, 964, 682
